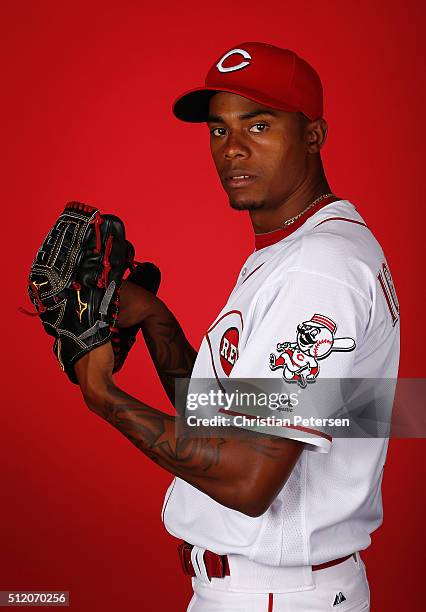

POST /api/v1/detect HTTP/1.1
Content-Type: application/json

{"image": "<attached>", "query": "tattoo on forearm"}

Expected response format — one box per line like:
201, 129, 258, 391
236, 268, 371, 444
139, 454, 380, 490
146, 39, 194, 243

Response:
141, 311, 197, 409
101, 389, 291, 484
104, 396, 226, 476
90, 376, 301, 511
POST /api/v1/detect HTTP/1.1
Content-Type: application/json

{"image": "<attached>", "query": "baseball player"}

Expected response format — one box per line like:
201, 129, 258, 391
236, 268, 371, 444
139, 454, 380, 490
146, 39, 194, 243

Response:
35, 43, 400, 610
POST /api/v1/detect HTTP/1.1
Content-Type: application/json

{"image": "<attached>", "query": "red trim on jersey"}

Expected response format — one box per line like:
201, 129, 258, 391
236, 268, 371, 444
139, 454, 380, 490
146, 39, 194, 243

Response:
205, 333, 225, 392
268, 593, 274, 611
288, 423, 332, 442
206, 310, 244, 334
220, 409, 332, 442
254, 196, 339, 250
313, 216, 368, 229
241, 263, 265, 285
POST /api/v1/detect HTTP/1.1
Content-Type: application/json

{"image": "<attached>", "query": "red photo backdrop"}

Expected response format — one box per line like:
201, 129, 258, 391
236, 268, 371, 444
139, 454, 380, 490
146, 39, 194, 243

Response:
3, 1, 425, 610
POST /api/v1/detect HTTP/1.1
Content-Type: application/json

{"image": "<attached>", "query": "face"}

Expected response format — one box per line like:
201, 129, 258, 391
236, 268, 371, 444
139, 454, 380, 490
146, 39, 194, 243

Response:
207, 93, 312, 211
296, 323, 333, 358
297, 323, 320, 350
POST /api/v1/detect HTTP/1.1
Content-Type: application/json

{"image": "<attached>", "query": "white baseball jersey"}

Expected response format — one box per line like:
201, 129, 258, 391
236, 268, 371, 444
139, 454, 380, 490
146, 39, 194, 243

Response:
162, 199, 400, 568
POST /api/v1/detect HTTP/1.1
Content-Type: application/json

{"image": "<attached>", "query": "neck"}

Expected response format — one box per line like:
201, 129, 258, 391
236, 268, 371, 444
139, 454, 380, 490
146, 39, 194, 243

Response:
249, 170, 331, 234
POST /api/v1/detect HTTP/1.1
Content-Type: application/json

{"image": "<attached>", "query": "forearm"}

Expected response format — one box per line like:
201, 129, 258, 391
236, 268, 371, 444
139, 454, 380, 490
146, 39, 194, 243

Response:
79, 373, 294, 516
118, 281, 197, 408
140, 299, 197, 408
75, 342, 302, 516
88, 382, 245, 509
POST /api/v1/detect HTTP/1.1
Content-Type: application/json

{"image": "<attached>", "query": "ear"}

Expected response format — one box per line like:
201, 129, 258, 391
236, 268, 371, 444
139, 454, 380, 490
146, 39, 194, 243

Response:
306, 118, 328, 153
332, 337, 356, 352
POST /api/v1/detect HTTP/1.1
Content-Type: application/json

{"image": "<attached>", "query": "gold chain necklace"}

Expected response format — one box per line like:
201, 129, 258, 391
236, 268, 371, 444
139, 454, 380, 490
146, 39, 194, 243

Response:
282, 193, 335, 228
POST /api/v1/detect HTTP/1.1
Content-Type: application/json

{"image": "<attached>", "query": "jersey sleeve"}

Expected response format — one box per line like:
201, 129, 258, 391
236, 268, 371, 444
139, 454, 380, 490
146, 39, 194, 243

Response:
228, 269, 371, 452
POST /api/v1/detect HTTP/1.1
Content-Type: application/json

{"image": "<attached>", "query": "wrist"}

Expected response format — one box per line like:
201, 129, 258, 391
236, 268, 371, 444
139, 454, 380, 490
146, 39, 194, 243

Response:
118, 281, 160, 328
74, 344, 116, 413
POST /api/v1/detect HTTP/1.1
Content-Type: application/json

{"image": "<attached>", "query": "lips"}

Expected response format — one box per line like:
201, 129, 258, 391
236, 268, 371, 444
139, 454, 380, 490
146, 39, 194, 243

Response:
223, 171, 258, 189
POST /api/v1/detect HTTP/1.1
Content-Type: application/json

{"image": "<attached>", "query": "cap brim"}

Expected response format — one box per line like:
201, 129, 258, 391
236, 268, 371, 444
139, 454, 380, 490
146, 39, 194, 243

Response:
173, 86, 297, 123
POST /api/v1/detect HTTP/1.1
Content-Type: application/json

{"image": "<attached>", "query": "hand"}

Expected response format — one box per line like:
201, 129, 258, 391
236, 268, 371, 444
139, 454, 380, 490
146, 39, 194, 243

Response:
277, 342, 289, 351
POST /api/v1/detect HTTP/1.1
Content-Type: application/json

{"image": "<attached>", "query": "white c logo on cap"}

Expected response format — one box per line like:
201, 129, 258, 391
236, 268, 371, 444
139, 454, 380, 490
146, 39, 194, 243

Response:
216, 48, 252, 73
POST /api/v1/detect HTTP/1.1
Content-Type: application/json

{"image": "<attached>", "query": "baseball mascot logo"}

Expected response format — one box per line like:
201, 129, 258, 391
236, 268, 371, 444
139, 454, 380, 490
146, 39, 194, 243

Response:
269, 314, 355, 388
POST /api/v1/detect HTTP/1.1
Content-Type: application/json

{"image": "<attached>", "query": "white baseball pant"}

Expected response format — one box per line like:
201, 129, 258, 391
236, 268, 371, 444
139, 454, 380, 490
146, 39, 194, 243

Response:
186, 554, 370, 611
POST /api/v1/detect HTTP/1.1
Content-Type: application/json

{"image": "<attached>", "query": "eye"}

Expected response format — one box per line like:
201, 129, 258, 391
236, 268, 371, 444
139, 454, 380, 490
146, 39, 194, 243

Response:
249, 122, 268, 133
210, 127, 227, 137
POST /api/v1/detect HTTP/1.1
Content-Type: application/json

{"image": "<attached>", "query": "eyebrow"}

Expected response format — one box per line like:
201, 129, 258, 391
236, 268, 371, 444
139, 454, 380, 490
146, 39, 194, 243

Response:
207, 109, 279, 123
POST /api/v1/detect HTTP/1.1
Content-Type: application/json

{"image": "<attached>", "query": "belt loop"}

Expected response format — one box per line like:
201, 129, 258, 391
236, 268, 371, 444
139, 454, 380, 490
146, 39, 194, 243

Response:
190, 546, 211, 584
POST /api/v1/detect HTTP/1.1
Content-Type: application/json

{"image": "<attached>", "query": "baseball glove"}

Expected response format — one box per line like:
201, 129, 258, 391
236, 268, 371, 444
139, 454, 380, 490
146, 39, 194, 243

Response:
27, 201, 159, 383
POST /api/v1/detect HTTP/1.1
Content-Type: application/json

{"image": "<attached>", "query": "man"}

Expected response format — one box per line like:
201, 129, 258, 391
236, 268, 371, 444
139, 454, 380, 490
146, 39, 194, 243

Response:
75, 43, 399, 610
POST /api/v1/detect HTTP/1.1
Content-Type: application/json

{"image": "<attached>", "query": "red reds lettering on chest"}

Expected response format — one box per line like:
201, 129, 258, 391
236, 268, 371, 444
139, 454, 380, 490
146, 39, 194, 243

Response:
219, 327, 239, 376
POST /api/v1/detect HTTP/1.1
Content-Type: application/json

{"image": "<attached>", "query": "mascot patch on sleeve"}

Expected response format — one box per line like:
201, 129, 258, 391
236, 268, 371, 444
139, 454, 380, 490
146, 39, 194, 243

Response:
269, 314, 355, 388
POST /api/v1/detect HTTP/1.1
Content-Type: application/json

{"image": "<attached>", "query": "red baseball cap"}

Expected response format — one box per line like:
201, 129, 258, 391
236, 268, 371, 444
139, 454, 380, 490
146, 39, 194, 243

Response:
173, 42, 323, 123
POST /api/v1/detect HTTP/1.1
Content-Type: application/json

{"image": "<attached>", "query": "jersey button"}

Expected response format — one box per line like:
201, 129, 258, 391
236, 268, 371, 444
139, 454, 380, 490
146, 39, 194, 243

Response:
241, 268, 247, 277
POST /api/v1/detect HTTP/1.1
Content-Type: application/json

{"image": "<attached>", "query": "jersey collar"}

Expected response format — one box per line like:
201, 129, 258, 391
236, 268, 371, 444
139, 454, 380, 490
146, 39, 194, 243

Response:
254, 195, 339, 250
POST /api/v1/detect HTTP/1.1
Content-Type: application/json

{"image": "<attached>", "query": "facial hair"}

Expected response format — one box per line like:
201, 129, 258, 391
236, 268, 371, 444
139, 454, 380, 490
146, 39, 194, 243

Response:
229, 197, 265, 211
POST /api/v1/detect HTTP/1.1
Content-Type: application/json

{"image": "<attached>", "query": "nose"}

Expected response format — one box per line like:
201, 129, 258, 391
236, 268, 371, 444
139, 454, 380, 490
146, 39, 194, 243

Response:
223, 131, 250, 160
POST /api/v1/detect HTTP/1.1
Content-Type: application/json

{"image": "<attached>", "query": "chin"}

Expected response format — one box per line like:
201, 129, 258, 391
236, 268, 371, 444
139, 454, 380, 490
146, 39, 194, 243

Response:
229, 198, 265, 211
